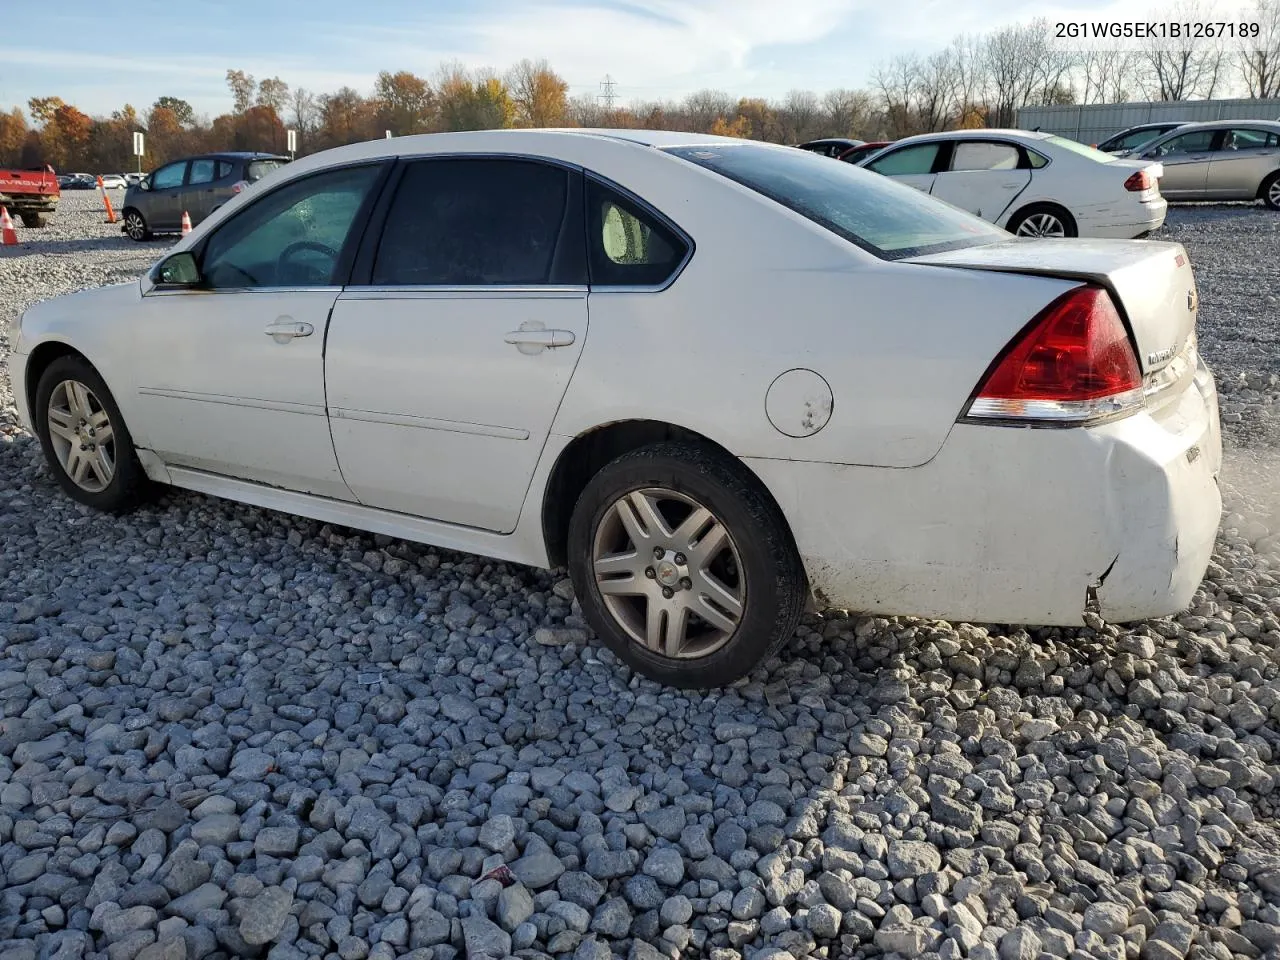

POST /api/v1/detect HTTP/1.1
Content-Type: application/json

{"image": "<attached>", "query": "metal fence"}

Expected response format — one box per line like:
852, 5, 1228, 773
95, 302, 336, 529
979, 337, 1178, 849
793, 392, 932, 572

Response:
1016, 99, 1280, 145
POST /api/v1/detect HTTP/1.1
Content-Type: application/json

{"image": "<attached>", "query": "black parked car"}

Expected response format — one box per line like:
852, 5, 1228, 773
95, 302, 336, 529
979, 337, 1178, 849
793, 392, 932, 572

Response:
121, 151, 288, 241
795, 138, 866, 158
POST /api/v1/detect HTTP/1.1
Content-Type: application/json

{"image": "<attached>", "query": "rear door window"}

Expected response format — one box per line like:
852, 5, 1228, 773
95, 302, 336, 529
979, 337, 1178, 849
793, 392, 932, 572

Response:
1151, 130, 1217, 155
950, 142, 1021, 171
188, 159, 217, 185
371, 158, 572, 286
217, 160, 236, 180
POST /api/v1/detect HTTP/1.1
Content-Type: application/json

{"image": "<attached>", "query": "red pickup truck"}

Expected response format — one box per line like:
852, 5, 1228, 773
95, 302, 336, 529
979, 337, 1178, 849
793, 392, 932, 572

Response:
0, 165, 60, 227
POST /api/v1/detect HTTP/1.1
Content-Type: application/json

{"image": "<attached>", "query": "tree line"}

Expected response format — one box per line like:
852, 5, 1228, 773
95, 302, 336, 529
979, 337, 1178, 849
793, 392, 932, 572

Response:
1, 0, 1278, 174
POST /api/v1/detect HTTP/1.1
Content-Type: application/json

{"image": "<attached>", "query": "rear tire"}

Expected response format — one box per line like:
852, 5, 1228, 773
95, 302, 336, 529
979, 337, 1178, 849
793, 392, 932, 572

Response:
1261, 172, 1280, 211
20, 212, 49, 228
34, 356, 152, 514
123, 208, 151, 241
1007, 203, 1078, 238
567, 441, 807, 689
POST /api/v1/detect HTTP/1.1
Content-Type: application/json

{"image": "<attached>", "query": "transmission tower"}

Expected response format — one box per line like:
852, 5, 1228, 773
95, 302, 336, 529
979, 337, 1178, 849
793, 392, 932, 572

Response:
599, 75, 618, 111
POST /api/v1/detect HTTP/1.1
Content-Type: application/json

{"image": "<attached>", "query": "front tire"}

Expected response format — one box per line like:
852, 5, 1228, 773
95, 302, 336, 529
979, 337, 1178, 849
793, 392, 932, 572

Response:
567, 442, 807, 689
1261, 172, 1280, 211
34, 356, 151, 513
123, 208, 151, 241
1008, 203, 1078, 238
20, 212, 49, 228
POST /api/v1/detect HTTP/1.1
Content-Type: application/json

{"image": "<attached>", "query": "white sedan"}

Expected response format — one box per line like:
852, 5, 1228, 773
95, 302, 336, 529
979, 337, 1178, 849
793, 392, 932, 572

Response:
860, 129, 1167, 239
8, 129, 1221, 688
98, 174, 128, 190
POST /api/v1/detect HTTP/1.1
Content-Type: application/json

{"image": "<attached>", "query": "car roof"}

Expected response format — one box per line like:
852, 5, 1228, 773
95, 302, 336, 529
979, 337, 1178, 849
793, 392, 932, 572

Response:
883, 128, 1053, 146
1157, 118, 1280, 131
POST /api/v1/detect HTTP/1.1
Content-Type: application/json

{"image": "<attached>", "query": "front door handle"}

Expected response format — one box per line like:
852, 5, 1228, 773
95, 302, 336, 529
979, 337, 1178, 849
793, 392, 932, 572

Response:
265, 319, 313, 341
505, 323, 576, 354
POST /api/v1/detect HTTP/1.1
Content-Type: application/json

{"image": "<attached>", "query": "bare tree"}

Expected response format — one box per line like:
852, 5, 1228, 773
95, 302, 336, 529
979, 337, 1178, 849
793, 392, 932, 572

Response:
916, 48, 960, 131
821, 88, 872, 138
778, 89, 821, 141
950, 35, 989, 125
566, 92, 606, 127
290, 88, 317, 137
1079, 50, 1138, 103
873, 55, 921, 137
983, 23, 1045, 126
1137, 0, 1227, 99
1240, 0, 1280, 97
682, 90, 735, 131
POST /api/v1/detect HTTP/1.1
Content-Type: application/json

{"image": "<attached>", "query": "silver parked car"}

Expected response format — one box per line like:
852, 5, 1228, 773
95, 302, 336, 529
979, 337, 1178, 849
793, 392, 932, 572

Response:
121, 152, 288, 240
1135, 120, 1280, 208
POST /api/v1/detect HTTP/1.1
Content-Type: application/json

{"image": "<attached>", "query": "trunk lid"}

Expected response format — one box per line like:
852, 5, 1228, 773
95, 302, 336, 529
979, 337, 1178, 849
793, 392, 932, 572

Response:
907, 238, 1195, 374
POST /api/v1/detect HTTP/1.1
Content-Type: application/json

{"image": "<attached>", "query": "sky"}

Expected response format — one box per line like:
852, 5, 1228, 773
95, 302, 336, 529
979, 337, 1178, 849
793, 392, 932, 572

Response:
0, 0, 1262, 119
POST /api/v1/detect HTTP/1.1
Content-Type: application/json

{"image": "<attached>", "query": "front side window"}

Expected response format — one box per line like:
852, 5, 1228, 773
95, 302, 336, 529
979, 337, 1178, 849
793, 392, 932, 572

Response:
372, 159, 570, 286
586, 179, 688, 287
1150, 130, 1216, 155
201, 164, 382, 289
866, 143, 940, 176
188, 159, 216, 186
950, 142, 1020, 171
666, 142, 1008, 260
151, 162, 186, 190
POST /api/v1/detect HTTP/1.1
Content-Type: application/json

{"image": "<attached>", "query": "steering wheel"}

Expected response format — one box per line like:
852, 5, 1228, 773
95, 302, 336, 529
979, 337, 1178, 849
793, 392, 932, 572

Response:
277, 240, 339, 285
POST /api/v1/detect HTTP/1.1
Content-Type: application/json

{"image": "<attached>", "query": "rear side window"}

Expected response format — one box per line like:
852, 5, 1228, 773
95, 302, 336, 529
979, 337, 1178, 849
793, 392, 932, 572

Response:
586, 179, 688, 287
666, 142, 1007, 260
1149, 130, 1216, 155
247, 160, 284, 182
1224, 128, 1279, 148
217, 160, 236, 179
950, 142, 1020, 171
372, 158, 570, 285
867, 143, 940, 176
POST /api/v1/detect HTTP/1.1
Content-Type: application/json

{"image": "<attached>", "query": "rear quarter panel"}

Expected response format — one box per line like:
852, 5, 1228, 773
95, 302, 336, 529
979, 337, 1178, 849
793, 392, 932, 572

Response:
549, 144, 1080, 467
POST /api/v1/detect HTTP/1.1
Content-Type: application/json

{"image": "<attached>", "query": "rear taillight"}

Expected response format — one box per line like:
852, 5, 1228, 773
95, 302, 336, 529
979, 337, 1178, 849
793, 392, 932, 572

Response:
963, 286, 1143, 425
1124, 169, 1155, 192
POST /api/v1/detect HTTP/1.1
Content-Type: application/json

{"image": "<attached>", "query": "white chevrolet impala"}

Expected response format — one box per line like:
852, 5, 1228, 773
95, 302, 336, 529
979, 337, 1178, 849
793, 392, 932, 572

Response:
8, 130, 1223, 688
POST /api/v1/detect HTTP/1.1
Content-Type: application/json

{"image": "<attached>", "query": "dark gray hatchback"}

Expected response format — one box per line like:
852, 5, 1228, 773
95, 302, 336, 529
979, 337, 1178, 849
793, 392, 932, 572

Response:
121, 152, 288, 241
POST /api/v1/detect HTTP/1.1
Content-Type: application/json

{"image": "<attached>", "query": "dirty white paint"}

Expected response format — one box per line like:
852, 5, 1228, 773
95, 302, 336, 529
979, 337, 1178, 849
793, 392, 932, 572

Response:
765, 368, 833, 438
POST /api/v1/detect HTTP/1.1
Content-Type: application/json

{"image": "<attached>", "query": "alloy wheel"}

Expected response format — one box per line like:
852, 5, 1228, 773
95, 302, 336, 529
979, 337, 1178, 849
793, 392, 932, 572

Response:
125, 212, 146, 241
1269, 179, 1280, 208
1015, 212, 1067, 238
591, 487, 745, 659
46, 380, 116, 493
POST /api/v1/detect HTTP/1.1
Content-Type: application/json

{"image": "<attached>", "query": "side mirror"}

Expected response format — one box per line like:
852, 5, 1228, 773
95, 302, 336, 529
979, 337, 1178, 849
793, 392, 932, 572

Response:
155, 251, 201, 287
138, 177, 151, 191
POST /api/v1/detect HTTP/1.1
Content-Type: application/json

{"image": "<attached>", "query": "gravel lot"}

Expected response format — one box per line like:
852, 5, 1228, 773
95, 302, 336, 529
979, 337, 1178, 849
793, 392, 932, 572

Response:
1, 192, 1279, 960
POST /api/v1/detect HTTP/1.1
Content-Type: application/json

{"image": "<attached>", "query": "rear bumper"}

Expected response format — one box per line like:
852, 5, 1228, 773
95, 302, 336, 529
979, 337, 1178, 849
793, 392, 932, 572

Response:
1076, 197, 1167, 239
750, 363, 1221, 626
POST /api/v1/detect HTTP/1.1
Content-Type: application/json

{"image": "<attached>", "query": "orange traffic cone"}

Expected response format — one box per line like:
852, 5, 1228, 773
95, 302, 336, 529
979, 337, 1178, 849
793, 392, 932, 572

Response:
0, 207, 17, 246
96, 176, 117, 224
181, 211, 192, 236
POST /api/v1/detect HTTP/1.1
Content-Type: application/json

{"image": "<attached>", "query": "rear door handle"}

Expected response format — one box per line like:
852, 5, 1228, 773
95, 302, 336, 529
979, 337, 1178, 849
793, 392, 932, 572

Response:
505, 326, 576, 354
265, 319, 313, 341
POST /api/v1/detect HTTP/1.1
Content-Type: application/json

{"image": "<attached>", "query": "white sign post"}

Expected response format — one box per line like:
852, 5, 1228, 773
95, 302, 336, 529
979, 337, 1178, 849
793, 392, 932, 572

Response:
386, 130, 392, 139
287, 129, 297, 160
133, 131, 144, 174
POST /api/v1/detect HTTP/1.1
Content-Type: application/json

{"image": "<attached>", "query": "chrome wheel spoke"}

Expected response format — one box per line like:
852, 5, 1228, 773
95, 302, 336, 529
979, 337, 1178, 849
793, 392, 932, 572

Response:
70, 451, 92, 486
47, 409, 77, 442
662, 602, 691, 656
93, 422, 114, 446
47, 379, 115, 493
90, 447, 113, 485
591, 484, 747, 661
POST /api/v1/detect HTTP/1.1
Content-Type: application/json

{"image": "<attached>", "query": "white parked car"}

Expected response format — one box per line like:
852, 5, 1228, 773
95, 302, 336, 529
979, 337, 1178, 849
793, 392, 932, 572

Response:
99, 174, 128, 190
860, 129, 1167, 239
7, 130, 1221, 688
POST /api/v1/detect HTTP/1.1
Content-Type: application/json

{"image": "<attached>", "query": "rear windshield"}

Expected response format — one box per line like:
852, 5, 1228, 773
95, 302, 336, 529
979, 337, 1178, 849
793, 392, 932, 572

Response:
1044, 136, 1118, 163
663, 143, 1008, 260
247, 159, 285, 182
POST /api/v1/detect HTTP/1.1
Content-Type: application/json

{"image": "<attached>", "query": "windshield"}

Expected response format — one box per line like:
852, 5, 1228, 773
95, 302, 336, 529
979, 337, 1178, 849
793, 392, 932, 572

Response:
247, 159, 285, 182
663, 142, 1008, 260
1044, 135, 1118, 163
